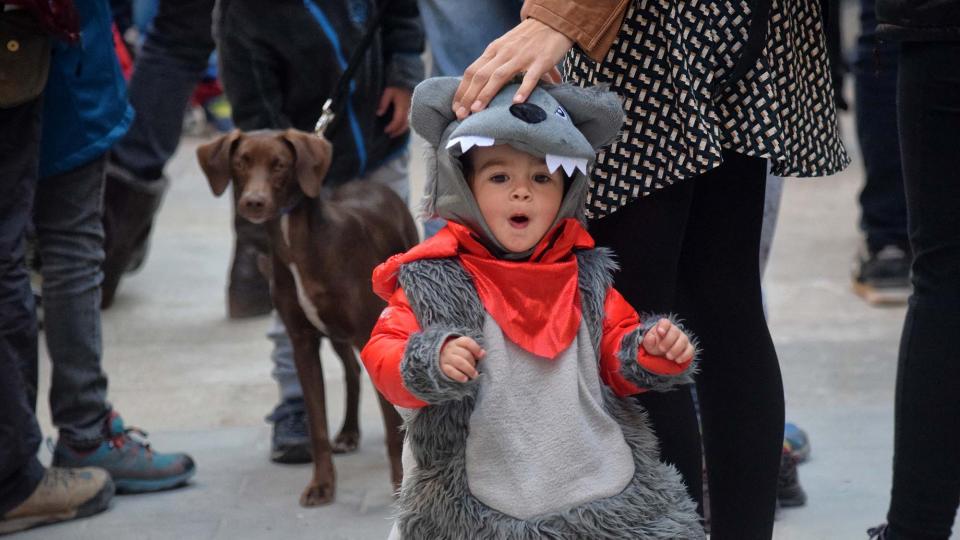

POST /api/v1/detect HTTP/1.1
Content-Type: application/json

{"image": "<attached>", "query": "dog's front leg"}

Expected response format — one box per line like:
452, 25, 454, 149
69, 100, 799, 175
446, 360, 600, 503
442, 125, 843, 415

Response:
272, 259, 335, 507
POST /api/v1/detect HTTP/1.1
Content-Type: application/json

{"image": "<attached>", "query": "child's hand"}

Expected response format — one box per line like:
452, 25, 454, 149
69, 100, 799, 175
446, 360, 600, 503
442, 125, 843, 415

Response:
439, 336, 485, 383
642, 319, 694, 364
377, 86, 412, 138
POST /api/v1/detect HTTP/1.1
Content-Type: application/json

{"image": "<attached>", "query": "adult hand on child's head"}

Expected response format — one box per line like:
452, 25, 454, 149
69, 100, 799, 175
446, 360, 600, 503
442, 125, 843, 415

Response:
378, 86, 412, 138
642, 319, 695, 364
439, 336, 485, 383
453, 18, 573, 120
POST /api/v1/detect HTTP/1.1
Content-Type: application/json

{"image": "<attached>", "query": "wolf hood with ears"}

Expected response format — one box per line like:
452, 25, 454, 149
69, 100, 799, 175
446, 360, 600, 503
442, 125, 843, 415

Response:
361, 78, 705, 539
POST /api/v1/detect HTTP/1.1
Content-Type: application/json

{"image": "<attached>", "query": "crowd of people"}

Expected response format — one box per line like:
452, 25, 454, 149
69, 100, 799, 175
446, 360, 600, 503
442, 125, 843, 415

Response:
0, 0, 957, 538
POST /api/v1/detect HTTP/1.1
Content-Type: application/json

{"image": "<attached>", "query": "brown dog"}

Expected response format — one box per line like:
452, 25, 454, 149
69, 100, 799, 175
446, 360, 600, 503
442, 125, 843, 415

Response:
196, 129, 415, 507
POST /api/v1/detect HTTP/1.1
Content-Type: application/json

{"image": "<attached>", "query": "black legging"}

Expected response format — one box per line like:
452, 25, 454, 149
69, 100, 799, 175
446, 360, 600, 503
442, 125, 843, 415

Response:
590, 151, 784, 540
885, 40, 960, 540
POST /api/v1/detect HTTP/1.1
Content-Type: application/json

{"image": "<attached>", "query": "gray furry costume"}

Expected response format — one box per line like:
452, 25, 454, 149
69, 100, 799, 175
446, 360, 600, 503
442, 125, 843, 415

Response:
361, 77, 705, 539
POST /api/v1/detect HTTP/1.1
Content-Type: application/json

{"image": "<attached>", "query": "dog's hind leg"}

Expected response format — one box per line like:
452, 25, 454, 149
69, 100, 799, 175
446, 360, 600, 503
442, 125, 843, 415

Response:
375, 393, 404, 492
330, 339, 361, 454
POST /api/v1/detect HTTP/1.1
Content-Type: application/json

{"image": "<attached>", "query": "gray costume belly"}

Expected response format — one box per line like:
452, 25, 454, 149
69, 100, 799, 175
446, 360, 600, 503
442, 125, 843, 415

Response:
464, 315, 635, 519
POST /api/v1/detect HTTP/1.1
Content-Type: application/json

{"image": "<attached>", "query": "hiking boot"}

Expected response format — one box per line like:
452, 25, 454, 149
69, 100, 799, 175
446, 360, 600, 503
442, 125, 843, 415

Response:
52, 412, 195, 494
0, 467, 113, 535
228, 212, 272, 319
784, 422, 811, 463
852, 244, 912, 306
777, 446, 807, 508
101, 161, 169, 309
268, 403, 312, 464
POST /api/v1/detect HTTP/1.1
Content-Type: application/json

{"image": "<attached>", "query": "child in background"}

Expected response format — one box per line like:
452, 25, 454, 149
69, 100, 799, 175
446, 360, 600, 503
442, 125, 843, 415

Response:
361, 78, 705, 539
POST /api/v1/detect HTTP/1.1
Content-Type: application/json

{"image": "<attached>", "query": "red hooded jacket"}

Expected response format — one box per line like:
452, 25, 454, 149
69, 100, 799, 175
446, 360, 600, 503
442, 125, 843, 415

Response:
361, 219, 691, 409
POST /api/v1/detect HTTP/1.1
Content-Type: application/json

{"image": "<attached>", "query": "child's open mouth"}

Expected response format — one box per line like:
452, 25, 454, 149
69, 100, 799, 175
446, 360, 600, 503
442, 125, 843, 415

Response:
509, 214, 530, 229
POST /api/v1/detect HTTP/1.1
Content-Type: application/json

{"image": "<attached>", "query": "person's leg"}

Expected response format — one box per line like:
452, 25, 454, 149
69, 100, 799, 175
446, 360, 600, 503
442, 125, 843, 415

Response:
679, 152, 783, 539
851, 0, 910, 305
102, 0, 217, 308
416, 0, 521, 79
588, 179, 704, 512
0, 98, 46, 516
34, 157, 111, 447
884, 40, 960, 540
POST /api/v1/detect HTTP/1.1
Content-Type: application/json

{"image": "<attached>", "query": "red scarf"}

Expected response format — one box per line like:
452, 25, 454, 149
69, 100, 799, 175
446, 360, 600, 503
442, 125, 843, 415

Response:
373, 219, 594, 359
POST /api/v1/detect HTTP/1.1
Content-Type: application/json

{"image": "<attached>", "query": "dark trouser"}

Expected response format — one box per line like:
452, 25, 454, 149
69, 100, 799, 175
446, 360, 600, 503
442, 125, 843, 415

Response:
886, 40, 960, 540
854, 0, 908, 253
589, 152, 783, 540
35, 156, 112, 447
110, 0, 215, 180
0, 98, 45, 516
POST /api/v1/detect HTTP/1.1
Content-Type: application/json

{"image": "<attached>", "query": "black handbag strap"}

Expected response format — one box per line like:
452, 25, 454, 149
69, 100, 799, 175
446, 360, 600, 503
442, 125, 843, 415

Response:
716, 0, 772, 91
314, 0, 396, 137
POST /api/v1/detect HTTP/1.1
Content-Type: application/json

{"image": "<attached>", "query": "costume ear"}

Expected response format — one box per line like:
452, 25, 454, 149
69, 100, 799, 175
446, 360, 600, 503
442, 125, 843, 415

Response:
196, 129, 242, 197
281, 129, 332, 198
410, 77, 461, 147
546, 84, 625, 150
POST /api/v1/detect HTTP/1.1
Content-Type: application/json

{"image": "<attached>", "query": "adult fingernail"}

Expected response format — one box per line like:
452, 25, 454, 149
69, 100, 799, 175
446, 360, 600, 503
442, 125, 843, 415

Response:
471, 100, 482, 111
456, 106, 467, 119
513, 93, 524, 102
452, 101, 460, 111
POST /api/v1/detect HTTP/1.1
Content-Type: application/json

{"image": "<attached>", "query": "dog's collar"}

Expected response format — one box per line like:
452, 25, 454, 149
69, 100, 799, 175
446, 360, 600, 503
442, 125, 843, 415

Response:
280, 192, 305, 215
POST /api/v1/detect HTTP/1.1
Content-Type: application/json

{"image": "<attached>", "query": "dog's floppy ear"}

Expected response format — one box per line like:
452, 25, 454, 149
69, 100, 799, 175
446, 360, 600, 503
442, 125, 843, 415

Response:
546, 84, 625, 150
197, 129, 242, 197
281, 129, 332, 198
410, 77, 461, 147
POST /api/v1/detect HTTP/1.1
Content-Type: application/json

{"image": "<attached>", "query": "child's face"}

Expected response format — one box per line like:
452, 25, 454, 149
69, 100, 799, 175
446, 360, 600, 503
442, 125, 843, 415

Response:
467, 144, 565, 253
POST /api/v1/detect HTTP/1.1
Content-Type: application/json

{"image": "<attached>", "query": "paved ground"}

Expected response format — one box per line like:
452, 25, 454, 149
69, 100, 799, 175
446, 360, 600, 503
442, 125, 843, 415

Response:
18, 106, 956, 539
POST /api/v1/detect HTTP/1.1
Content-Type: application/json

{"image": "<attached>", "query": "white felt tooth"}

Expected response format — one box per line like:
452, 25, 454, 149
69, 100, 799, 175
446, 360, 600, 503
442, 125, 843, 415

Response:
445, 136, 495, 152
545, 154, 563, 174
574, 158, 589, 175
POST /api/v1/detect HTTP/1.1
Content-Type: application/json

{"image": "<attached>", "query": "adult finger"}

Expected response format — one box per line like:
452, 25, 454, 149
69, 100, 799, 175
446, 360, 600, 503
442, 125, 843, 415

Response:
454, 51, 496, 116
377, 90, 391, 116
514, 62, 551, 104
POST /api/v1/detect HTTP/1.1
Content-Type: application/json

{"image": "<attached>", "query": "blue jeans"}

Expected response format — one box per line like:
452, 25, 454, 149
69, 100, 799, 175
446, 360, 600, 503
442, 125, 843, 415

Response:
0, 97, 45, 515
111, 0, 215, 180
270, 152, 411, 409
35, 156, 112, 447
416, 0, 521, 238
854, 0, 907, 253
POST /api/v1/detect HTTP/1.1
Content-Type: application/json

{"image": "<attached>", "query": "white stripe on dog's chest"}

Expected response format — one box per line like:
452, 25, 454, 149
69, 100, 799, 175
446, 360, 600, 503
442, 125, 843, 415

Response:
280, 215, 327, 333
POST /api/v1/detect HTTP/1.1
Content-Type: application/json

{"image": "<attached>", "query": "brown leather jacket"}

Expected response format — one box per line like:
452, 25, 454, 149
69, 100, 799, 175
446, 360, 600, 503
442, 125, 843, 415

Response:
520, 0, 629, 62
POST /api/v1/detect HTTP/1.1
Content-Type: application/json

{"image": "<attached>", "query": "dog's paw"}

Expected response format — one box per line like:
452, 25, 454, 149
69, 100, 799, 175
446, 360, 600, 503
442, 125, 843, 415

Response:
300, 481, 335, 507
331, 431, 360, 454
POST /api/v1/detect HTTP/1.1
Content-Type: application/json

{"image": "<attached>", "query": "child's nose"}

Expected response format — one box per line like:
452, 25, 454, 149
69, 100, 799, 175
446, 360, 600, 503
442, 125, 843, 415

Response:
510, 189, 531, 201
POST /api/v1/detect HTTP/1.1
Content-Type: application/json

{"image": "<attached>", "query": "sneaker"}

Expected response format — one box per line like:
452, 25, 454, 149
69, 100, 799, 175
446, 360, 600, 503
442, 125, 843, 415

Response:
268, 404, 311, 464
784, 422, 811, 463
0, 467, 114, 535
777, 446, 807, 508
52, 412, 195, 494
852, 244, 912, 305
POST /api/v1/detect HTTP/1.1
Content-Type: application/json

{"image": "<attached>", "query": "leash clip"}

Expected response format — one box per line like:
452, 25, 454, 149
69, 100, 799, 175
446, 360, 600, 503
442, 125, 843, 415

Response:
314, 99, 335, 137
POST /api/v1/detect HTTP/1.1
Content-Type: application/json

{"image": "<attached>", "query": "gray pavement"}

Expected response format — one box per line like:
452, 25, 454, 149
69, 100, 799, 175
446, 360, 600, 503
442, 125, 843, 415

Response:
20, 112, 956, 539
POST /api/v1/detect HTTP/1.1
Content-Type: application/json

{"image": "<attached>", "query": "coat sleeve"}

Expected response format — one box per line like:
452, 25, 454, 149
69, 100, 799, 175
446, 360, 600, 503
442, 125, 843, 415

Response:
521, 0, 629, 63
599, 287, 698, 397
361, 288, 429, 408
380, 0, 426, 89
361, 287, 480, 408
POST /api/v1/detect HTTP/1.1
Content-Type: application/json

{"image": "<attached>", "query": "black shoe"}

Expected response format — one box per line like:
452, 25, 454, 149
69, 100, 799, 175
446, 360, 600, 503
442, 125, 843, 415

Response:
777, 447, 807, 508
867, 524, 889, 539
852, 244, 912, 306
268, 403, 311, 464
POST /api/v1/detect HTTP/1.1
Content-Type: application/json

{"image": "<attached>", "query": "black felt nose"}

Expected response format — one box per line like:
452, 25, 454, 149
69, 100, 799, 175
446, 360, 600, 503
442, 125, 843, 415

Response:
509, 103, 547, 124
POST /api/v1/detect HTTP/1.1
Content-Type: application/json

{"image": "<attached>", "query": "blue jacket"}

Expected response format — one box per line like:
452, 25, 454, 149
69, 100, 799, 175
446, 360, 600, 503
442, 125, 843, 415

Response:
39, 0, 133, 179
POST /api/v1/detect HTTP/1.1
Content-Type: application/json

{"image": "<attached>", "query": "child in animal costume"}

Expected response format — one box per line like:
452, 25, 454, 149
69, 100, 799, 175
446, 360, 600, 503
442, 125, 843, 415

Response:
361, 77, 705, 539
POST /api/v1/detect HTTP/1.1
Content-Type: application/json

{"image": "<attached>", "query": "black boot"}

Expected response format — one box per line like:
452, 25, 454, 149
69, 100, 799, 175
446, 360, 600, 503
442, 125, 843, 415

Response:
228, 208, 272, 318
101, 161, 168, 309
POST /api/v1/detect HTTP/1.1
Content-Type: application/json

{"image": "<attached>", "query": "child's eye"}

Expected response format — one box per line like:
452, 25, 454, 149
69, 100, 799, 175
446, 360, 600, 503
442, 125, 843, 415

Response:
489, 174, 509, 183
533, 174, 553, 184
